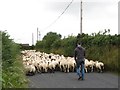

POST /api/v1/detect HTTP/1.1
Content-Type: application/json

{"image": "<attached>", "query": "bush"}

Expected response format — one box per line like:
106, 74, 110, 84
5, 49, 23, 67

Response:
1, 31, 28, 88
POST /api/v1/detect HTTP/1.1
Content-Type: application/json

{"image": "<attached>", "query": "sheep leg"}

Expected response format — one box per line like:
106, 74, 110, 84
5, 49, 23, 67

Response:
85, 67, 87, 73
67, 65, 69, 73
91, 66, 93, 72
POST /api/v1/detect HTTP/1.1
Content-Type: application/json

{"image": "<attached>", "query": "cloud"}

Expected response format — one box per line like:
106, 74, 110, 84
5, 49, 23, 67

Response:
0, 0, 118, 45
44, 1, 79, 17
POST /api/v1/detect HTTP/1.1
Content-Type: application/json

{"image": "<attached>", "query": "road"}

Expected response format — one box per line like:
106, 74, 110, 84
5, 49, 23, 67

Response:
27, 72, 118, 88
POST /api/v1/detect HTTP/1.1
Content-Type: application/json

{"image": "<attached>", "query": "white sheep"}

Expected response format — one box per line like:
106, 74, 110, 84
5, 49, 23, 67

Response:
67, 57, 76, 72
24, 64, 36, 76
89, 60, 96, 72
48, 60, 58, 73
22, 50, 106, 74
59, 59, 69, 73
95, 61, 104, 73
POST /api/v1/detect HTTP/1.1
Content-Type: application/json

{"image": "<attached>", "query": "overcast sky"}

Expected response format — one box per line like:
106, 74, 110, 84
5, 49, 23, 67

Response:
0, 0, 119, 45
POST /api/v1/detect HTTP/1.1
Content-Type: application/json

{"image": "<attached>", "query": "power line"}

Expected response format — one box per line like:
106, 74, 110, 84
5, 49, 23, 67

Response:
42, 0, 74, 31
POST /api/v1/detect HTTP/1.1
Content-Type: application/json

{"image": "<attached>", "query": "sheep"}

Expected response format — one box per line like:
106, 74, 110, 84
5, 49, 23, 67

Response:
59, 59, 66, 72
37, 60, 48, 73
59, 59, 69, 73
95, 61, 104, 73
36, 61, 43, 73
32, 60, 42, 73
89, 60, 96, 72
85, 59, 91, 73
21, 50, 105, 74
48, 60, 58, 73
54, 58, 61, 71
24, 64, 36, 76
67, 57, 76, 72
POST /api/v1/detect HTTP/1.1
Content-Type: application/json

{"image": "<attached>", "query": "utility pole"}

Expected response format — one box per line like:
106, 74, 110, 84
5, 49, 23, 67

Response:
32, 33, 34, 46
38, 31, 41, 41
80, 0, 83, 34
37, 27, 38, 42
76, 0, 83, 46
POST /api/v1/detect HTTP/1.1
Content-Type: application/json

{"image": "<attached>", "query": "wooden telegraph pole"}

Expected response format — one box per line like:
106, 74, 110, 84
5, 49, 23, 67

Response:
80, 0, 83, 35
38, 31, 41, 41
32, 33, 34, 46
76, 0, 83, 46
37, 27, 38, 42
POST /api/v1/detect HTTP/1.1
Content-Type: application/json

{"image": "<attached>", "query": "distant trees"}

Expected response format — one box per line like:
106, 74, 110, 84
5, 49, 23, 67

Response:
35, 32, 77, 56
36, 29, 119, 55
36, 32, 62, 53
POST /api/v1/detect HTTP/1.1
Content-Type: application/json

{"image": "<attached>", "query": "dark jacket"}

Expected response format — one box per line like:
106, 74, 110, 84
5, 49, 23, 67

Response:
74, 45, 85, 61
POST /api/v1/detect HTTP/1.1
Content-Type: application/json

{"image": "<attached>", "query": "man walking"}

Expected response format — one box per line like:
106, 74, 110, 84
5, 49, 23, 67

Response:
74, 42, 85, 80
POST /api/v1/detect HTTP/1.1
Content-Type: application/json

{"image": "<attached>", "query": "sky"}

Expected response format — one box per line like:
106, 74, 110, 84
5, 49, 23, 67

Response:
0, 0, 119, 45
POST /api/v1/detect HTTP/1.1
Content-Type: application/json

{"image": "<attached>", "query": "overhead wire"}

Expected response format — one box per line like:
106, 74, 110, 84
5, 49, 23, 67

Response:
42, 0, 74, 31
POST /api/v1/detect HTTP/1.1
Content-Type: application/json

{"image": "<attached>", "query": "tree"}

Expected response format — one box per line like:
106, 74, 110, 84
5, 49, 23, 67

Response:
61, 36, 76, 56
38, 32, 61, 53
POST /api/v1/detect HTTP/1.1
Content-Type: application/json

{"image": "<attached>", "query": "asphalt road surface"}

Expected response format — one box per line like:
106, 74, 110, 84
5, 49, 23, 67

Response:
27, 72, 118, 88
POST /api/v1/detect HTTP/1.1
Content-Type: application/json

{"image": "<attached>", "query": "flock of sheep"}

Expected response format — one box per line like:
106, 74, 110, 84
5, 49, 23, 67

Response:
21, 50, 104, 76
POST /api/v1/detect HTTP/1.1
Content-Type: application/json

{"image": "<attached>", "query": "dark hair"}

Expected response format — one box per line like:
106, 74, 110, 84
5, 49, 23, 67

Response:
78, 42, 82, 45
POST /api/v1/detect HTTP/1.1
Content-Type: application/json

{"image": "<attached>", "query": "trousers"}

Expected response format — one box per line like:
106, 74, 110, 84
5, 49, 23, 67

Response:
76, 59, 85, 79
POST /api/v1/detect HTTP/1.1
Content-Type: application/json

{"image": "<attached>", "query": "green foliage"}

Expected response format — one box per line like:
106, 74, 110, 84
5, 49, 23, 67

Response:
61, 36, 76, 56
1, 31, 28, 88
36, 30, 119, 73
2, 56, 28, 88
36, 32, 62, 53
52, 39, 62, 49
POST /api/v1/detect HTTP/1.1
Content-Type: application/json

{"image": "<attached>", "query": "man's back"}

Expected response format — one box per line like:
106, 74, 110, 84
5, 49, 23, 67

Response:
74, 45, 85, 61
